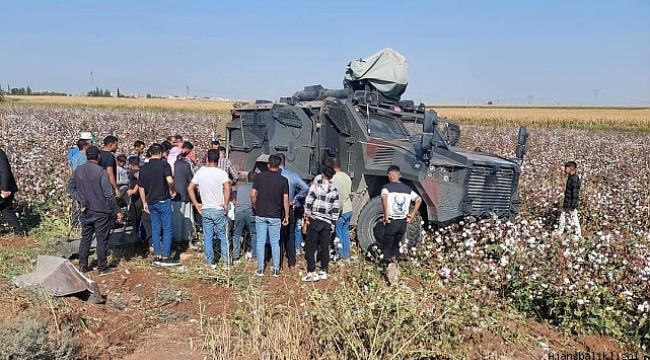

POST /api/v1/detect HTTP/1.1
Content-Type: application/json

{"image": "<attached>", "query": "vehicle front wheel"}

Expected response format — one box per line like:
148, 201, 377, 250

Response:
356, 196, 423, 259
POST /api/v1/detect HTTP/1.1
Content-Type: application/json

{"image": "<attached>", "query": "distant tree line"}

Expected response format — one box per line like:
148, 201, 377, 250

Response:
87, 87, 112, 97
2, 84, 68, 96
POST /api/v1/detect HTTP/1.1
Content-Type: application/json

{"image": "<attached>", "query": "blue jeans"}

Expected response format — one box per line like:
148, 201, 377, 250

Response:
233, 207, 256, 259
150, 199, 173, 258
202, 208, 229, 265
336, 211, 353, 259
294, 206, 304, 251
255, 216, 281, 271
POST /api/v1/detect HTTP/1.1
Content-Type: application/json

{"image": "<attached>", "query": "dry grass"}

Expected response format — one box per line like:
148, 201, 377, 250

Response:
6, 95, 234, 113
432, 106, 650, 132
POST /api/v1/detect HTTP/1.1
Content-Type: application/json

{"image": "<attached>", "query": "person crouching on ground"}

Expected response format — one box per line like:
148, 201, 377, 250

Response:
188, 149, 232, 269
302, 165, 341, 282
0, 147, 26, 235
380, 165, 422, 284
554, 161, 582, 238
68, 146, 124, 274
138, 144, 179, 267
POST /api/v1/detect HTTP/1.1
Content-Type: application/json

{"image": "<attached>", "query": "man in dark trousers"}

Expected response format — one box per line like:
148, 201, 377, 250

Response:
0, 148, 25, 235
302, 165, 341, 282
69, 146, 123, 274
380, 165, 422, 284
554, 161, 582, 238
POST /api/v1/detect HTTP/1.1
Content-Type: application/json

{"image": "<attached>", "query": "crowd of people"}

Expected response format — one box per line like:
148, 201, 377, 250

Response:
0, 118, 584, 284
63, 131, 426, 282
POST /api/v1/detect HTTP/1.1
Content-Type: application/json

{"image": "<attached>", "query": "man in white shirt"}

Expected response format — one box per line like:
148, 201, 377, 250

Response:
380, 165, 422, 282
188, 149, 232, 268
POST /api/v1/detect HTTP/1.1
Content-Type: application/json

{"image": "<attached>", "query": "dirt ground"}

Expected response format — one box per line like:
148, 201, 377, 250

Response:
0, 236, 637, 359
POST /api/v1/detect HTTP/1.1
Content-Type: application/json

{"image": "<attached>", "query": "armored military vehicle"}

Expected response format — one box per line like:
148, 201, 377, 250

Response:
226, 49, 528, 253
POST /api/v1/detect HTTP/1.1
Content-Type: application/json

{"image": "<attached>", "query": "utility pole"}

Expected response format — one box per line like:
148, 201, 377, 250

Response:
592, 88, 600, 105
90, 71, 96, 89
527, 95, 534, 105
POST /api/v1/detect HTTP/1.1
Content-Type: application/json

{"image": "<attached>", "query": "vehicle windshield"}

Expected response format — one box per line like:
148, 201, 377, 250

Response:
368, 115, 411, 140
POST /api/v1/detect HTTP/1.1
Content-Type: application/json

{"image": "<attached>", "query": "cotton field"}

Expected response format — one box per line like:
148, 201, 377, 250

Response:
1, 104, 649, 346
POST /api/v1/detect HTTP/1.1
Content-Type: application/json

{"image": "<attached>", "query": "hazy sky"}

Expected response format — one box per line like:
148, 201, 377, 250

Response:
1, 0, 649, 105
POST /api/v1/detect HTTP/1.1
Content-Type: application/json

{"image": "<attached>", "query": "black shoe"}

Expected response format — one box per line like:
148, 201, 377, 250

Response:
78, 266, 91, 274
272, 268, 281, 277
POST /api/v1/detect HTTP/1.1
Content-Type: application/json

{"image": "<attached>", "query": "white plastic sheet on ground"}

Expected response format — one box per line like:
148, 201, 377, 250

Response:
13, 255, 104, 303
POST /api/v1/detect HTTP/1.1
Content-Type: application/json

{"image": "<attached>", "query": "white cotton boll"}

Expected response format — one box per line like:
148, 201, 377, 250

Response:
500, 256, 509, 267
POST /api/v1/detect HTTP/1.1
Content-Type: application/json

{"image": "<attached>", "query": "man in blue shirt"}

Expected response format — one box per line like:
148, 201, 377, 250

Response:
277, 153, 309, 269
70, 139, 91, 172
67, 132, 94, 171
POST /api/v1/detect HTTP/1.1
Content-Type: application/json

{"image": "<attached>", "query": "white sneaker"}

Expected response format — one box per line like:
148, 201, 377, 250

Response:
244, 252, 252, 260
156, 258, 181, 267
318, 271, 328, 280
302, 272, 320, 282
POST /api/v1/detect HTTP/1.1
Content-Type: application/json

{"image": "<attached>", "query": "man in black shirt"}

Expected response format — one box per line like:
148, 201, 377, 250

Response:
126, 157, 149, 246
251, 154, 289, 277
554, 161, 582, 238
100, 135, 120, 199
138, 144, 178, 267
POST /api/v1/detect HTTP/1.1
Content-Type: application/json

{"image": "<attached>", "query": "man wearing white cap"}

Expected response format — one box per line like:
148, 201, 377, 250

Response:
70, 133, 93, 172
67, 132, 94, 170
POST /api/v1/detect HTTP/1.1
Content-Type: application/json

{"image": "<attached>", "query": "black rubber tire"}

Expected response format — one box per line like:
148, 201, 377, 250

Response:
356, 196, 423, 258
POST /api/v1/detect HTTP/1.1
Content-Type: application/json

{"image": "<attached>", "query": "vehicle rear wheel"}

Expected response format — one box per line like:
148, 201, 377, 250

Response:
356, 197, 423, 259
